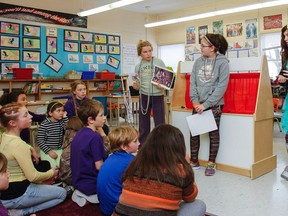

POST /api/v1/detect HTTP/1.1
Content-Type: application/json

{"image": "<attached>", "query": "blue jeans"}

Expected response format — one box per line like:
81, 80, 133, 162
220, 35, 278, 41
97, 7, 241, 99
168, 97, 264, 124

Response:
177, 199, 206, 216
1, 183, 67, 215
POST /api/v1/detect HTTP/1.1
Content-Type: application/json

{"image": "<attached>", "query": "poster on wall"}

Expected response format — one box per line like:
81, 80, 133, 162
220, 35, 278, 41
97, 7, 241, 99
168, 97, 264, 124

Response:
213, 20, 223, 35
0, 3, 87, 28
263, 14, 282, 30
1, 62, 20, 73
198, 25, 208, 44
45, 55, 63, 72
226, 23, 243, 37
186, 26, 196, 44
245, 18, 258, 39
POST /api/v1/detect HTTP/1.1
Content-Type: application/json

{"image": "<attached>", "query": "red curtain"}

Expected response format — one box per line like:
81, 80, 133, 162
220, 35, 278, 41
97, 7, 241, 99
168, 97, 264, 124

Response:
222, 73, 260, 114
185, 74, 193, 109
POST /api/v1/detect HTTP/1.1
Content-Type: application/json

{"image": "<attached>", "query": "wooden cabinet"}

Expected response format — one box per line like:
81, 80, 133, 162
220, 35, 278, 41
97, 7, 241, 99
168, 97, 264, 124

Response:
172, 56, 276, 179
0, 78, 128, 101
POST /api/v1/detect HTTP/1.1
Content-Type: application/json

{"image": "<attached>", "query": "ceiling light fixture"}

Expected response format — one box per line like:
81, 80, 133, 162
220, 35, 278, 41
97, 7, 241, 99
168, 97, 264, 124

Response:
145, 0, 288, 28
78, 0, 144, 17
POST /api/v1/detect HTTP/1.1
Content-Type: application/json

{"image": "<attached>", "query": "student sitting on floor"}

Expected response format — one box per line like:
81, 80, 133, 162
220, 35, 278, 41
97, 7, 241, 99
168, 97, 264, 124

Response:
70, 99, 106, 207
37, 101, 68, 168
97, 126, 139, 216
0, 103, 66, 216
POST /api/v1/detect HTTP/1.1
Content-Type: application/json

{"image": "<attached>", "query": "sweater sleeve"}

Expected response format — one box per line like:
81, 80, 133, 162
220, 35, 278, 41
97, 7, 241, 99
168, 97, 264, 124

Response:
190, 62, 199, 105
182, 182, 198, 202
64, 99, 76, 119
13, 141, 54, 183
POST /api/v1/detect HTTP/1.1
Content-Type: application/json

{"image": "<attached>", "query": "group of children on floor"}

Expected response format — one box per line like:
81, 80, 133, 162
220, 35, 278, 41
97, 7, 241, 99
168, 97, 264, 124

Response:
0, 79, 206, 216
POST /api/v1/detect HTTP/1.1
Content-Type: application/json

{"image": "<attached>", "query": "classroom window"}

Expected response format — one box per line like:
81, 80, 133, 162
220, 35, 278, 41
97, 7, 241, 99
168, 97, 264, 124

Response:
158, 44, 185, 72
261, 32, 281, 80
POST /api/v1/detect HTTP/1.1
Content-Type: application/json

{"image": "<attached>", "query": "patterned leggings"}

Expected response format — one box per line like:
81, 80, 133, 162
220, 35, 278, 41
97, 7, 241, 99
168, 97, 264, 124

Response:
190, 106, 223, 163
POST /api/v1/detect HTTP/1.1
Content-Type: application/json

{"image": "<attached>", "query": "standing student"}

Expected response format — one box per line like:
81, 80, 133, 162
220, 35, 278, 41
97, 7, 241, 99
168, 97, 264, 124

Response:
37, 101, 68, 168
64, 80, 109, 135
132, 40, 166, 144
59, 116, 83, 187
97, 126, 139, 216
70, 99, 106, 207
276, 25, 288, 180
0, 103, 66, 216
113, 124, 206, 216
190, 33, 229, 176
0, 153, 9, 216
0, 91, 46, 143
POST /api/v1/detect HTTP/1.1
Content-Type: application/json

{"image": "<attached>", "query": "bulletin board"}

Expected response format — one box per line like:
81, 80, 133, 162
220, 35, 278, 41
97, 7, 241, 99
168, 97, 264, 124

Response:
0, 19, 121, 78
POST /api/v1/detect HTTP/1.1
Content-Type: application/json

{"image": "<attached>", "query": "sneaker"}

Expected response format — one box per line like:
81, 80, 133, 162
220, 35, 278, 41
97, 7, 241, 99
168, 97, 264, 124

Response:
53, 177, 63, 186
281, 165, 288, 180
190, 161, 200, 170
205, 162, 216, 176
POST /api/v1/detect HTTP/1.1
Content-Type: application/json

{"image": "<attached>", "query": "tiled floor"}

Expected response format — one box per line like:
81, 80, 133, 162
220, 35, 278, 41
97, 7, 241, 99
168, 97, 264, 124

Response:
194, 125, 288, 216
111, 119, 288, 216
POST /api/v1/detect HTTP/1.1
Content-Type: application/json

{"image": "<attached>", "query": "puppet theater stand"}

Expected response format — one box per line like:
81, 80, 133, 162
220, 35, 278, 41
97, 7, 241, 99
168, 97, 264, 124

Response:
171, 56, 276, 179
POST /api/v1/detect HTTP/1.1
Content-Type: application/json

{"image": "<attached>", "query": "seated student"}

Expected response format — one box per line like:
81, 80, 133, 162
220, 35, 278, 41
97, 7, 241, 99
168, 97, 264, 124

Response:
0, 91, 46, 143
0, 152, 9, 216
97, 126, 139, 216
0, 103, 66, 216
59, 116, 83, 188
37, 101, 68, 168
0, 91, 50, 173
64, 80, 109, 135
70, 99, 106, 207
113, 124, 206, 216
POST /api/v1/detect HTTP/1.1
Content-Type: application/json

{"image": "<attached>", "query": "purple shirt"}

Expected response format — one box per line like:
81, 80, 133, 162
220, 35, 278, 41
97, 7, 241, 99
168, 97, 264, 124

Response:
70, 127, 105, 195
64, 97, 88, 119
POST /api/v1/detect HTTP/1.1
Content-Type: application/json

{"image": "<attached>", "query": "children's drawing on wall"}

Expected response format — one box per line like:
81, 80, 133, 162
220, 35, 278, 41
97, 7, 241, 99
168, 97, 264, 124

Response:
263, 14, 282, 30
0, 49, 19, 61
68, 54, 79, 63
89, 64, 98, 72
213, 20, 223, 35
107, 56, 120, 69
198, 25, 208, 44
186, 26, 196, 44
25, 64, 39, 72
44, 55, 63, 72
22, 51, 40, 62
0, 35, 19, 48
46, 37, 57, 54
96, 45, 107, 54
64, 30, 79, 41
185, 45, 200, 61
46, 27, 58, 37
80, 32, 93, 42
81, 43, 94, 53
226, 23, 243, 37
0, 21, 20, 35
245, 18, 258, 39
64, 42, 79, 52
83, 55, 93, 64
1, 62, 19, 74
23, 25, 41, 37
95, 34, 107, 44
97, 55, 106, 64
108, 35, 120, 45
23, 38, 41, 49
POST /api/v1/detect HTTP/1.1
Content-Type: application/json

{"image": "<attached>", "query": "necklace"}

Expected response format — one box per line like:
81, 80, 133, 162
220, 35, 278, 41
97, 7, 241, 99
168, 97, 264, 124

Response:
203, 55, 217, 80
138, 58, 154, 115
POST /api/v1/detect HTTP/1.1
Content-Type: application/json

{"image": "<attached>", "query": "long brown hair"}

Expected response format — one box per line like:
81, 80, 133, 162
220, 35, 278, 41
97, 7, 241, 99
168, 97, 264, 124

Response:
280, 25, 288, 71
205, 33, 228, 55
63, 116, 83, 149
70, 80, 86, 116
123, 124, 194, 186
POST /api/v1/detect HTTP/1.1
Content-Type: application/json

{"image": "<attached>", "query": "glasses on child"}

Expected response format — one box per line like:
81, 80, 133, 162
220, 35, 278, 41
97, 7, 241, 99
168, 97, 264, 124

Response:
200, 44, 212, 48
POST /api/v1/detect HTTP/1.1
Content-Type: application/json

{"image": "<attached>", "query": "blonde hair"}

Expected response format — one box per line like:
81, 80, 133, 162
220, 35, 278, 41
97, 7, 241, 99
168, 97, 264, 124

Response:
137, 40, 153, 56
108, 126, 139, 152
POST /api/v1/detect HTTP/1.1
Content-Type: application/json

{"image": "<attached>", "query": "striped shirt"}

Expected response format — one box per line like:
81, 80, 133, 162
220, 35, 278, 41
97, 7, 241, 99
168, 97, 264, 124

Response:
37, 117, 68, 153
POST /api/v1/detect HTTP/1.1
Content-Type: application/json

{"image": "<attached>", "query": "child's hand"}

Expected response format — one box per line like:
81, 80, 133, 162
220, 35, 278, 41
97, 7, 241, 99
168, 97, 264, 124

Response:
52, 167, 59, 177
156, 83, 164, 89
48, 150, 58, 159
95, 127, 106, 136
30, 147, 39, 165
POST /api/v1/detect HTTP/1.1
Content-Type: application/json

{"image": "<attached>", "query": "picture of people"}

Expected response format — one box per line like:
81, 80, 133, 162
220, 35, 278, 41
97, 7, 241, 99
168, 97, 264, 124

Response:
246, 18, 258, 39
226, 23, 243, 37
151, 65, 175, 90
198, 25, 208, 44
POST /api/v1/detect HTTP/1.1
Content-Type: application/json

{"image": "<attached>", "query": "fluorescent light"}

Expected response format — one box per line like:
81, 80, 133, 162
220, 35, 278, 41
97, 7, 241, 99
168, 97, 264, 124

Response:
78, 0, 144, 17
145, 0, 288, 28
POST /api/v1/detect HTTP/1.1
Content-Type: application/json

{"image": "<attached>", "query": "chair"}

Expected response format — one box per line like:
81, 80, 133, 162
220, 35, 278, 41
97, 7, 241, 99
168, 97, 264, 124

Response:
273, 98, 283, 132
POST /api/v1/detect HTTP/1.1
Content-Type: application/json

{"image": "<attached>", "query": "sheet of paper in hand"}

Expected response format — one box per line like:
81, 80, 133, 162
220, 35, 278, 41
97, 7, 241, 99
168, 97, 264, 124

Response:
186, 109, 218, 136
151, 65, 175, 90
